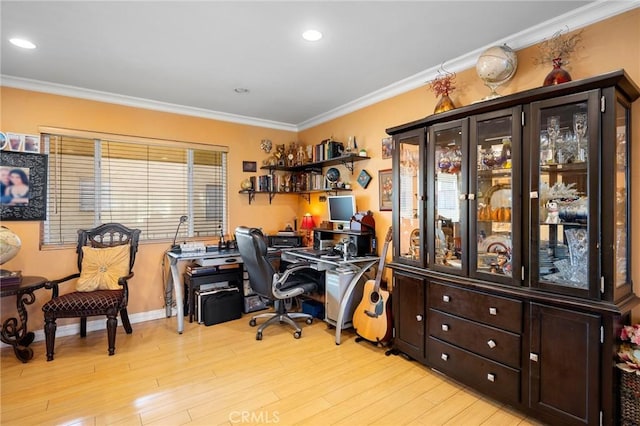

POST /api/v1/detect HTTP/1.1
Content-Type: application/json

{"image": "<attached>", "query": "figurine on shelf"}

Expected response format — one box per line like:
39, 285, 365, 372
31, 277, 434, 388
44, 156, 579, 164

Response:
545, 201, 560, 224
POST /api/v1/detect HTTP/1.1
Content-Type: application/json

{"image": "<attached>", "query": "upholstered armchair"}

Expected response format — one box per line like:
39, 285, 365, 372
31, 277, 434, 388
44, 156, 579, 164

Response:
42, 223, 141, 361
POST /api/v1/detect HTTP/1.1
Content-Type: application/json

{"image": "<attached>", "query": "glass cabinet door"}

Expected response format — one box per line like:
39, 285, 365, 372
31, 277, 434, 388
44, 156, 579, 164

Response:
428, 120, 467, 274
394, 129, 424, 266
469, 109, 520, 285
608, 94, 632, 302
531, 91, 598, 297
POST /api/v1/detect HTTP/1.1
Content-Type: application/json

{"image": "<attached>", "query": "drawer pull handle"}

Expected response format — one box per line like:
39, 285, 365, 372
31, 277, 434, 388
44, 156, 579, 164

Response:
416, 315, 423, 322
441, 353, 449, 361
487, 339, 496, 349
489, 307, 497, 315
530, 353, 539, 362
441, 324, 449, 332
443, 295, 450, 303
487, 373, 495, 382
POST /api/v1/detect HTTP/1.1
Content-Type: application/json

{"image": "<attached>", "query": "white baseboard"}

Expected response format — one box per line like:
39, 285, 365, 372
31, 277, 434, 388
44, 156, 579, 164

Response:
0, 308, 177, 348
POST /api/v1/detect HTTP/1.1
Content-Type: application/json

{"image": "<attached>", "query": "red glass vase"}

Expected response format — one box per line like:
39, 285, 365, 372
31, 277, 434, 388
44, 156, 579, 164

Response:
543, 58, 572, 86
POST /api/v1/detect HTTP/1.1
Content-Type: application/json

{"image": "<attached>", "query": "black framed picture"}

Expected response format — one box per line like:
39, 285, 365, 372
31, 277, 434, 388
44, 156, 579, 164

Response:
242, 161, 257, 172
357, 169, 372, 189
0, 151, 48, 221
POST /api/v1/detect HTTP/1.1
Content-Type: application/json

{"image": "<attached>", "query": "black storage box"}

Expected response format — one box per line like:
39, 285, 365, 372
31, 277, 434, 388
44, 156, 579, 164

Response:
197, 287, 243, 326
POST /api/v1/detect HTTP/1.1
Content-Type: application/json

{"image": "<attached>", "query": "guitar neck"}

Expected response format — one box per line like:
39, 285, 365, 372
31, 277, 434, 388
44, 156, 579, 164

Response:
372, 227, 392, 292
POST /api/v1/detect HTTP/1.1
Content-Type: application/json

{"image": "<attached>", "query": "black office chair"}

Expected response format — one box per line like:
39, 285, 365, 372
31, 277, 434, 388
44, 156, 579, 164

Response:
235, 226, 322, 340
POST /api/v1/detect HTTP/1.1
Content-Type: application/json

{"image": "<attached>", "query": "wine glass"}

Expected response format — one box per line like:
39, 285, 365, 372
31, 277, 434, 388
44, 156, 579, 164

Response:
573, 112, 587, 162
546, 116, 560, 164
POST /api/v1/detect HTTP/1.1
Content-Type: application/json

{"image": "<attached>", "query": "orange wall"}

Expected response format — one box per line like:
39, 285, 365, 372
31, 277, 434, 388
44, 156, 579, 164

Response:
300, 8, 640, 319
1, 8, 639, 331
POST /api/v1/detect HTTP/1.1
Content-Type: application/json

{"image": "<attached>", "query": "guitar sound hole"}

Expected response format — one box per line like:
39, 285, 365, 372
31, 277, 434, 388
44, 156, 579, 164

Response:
370, 292, 380, 303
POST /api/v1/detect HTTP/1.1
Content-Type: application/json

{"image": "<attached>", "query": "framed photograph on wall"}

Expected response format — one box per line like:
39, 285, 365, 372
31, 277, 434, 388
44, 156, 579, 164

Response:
242, 161, 257, 172
381, 137, 393, 159
0, 151, 48, 221
379, 169, 393, 211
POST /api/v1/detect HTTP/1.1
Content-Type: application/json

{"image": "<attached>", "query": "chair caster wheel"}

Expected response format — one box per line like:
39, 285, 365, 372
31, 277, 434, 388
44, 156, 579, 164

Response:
305, 318, 313, 325
293, 331, 302, 339
256, 332, 262, 340
249, 319, 257, 327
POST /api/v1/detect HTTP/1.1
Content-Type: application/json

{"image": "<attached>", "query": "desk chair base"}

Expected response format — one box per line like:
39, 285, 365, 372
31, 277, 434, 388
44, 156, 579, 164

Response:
249, 311, 313, 340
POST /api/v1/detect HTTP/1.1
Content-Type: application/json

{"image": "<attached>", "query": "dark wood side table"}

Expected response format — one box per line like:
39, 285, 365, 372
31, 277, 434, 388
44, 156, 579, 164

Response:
1, 275, 47, 362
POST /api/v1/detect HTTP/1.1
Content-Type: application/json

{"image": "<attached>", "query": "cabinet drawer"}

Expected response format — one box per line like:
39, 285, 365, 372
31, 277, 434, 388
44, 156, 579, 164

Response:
427, 337, 520, 405
429, 282, 522, 333
428, 309, 521, 368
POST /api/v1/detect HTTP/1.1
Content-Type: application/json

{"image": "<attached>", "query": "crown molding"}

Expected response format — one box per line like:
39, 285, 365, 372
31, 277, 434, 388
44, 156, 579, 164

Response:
0, 75, 298, 132
1, 1, 637, 133
297, 0, 639, 130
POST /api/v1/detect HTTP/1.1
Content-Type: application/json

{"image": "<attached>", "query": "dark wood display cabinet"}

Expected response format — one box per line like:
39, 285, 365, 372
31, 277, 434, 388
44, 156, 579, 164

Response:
386, 70, 639, 425
239, 153, 369, 204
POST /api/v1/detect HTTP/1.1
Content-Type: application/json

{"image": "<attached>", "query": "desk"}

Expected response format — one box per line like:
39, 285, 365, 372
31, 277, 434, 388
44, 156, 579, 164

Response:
164, 250, 243, 333
0, 276, 47, 362
281, 248, 378, 345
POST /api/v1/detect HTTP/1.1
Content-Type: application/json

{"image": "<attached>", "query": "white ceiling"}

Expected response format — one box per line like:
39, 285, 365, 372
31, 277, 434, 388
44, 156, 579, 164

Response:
1, 1, 636, 131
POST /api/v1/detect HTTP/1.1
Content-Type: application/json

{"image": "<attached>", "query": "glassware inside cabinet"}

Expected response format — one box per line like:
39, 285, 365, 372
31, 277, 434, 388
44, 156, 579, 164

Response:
434, 126, 463, 270
475, 116, 513, 277
398, 137, 420, 262
538, 102, 589, 289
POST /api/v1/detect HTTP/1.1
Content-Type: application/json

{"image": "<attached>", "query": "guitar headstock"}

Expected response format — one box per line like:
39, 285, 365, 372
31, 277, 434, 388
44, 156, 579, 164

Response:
384, 226, 392, 242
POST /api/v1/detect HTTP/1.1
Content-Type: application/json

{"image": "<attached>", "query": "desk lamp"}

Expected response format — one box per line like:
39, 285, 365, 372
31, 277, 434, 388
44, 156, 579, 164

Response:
300, 213, 315, 247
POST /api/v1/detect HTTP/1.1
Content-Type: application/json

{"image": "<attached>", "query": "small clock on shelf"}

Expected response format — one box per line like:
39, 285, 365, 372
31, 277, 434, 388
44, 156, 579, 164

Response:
357, 169, 372, 189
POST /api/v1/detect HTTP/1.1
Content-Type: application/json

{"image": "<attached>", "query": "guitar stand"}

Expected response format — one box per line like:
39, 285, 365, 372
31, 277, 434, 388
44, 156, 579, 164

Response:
355, 335, 390, 349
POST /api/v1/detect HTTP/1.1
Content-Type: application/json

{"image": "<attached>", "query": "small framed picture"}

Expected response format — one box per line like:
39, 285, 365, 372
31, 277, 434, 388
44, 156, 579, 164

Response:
0, 132, 7, 151
7, 133, 23, 151
379, 169, 393, 211
23, 135, 40, 153
242, 161, 257, 172
357, 169, 372, 189
382, 137, 393, 159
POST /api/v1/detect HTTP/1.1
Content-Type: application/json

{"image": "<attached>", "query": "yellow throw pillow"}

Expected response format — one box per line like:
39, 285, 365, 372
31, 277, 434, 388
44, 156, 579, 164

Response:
76, 245, 131, 292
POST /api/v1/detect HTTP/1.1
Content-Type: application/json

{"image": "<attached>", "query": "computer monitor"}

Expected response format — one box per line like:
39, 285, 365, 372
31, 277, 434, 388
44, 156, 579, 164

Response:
327, 195, 356, 229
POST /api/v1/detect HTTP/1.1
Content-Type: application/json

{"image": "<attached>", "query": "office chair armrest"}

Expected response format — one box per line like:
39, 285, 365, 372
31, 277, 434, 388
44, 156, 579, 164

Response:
272, 263, 315, 299
44, 272, 81, 298
275, 262, 313, 283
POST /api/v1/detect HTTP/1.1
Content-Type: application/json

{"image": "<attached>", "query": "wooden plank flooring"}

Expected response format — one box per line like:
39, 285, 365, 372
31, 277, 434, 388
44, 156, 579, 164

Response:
0, 315, 543, 425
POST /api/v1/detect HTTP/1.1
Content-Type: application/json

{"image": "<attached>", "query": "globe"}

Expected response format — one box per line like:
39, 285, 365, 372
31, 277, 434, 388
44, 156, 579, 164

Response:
325, 167, 340, 186
476, 44, 518, 100
0, 226, 21, 265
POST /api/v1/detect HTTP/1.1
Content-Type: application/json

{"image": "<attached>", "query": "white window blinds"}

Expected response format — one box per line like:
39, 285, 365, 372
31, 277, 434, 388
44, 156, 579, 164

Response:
43, 132, 227, 246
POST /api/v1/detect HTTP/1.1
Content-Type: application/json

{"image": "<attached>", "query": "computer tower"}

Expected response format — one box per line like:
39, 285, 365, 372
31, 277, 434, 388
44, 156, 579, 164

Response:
325, 268, 364, 329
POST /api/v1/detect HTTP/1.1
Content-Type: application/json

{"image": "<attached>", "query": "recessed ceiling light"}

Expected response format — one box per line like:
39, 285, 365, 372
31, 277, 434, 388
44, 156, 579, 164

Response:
234, 88, 249, 94
302, 30, 322, 42
9, 38, 36, 49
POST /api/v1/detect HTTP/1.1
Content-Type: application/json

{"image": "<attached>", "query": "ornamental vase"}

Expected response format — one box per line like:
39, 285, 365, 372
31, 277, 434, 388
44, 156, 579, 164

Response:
434, 94, 456, 114
543, 58, 572, 86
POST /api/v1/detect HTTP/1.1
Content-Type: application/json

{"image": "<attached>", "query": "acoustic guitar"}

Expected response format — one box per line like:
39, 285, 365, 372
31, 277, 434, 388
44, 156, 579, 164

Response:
353, 226, 393, 345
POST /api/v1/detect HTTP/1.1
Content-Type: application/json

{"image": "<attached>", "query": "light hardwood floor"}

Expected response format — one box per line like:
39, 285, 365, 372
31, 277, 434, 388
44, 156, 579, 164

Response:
1, 315, 543, 425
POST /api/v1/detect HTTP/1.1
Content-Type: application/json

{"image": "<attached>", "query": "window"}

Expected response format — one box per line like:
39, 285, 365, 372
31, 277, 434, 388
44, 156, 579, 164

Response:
42, 131, 227, 246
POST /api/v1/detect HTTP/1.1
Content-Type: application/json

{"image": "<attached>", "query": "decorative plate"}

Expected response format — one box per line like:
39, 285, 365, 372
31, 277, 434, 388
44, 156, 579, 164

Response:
357, 169, 372, 189
479, 235, 511, 253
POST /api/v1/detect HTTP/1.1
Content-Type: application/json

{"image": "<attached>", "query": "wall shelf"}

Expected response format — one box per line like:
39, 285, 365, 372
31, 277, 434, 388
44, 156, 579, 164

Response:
238, 188, 352, 205
240, 153, 368, 204
260, 153, 370, 174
